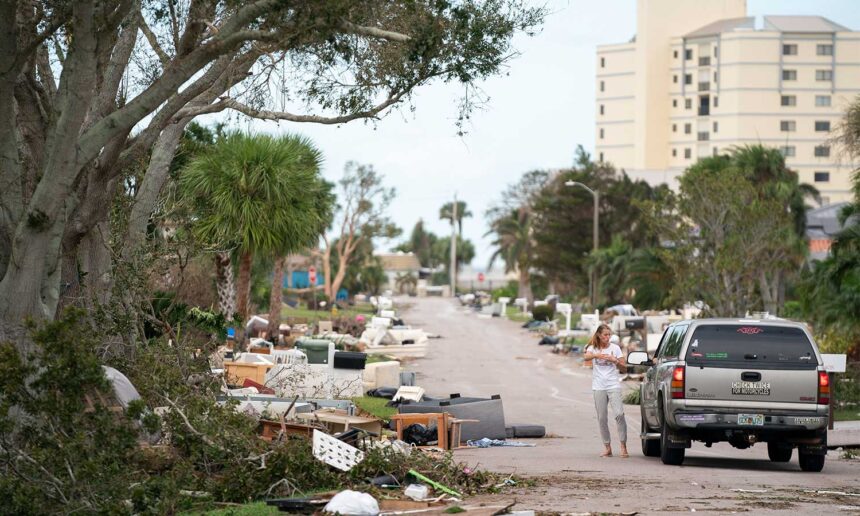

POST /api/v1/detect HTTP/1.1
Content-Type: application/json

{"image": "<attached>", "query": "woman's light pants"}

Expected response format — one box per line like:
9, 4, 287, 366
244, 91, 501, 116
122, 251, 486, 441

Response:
593, 389, 627, 444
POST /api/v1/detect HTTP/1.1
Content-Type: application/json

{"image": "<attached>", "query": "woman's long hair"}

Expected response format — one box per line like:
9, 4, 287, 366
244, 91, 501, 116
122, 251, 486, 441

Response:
588, 323, 611, 351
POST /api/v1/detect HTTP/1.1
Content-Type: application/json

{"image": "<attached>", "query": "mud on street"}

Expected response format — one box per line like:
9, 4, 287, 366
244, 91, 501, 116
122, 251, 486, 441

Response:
401, 297, 860, 515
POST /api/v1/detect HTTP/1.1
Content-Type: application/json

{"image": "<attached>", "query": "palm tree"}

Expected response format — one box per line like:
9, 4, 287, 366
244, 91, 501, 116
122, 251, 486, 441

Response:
395, 272, 418, 295
180, 132, 330, 337
440, 201, 473, 236
486, 207, 534, 301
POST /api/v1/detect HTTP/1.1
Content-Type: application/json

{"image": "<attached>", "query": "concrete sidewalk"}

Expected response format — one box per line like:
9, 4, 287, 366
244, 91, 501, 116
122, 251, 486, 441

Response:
830, 420, 860, 447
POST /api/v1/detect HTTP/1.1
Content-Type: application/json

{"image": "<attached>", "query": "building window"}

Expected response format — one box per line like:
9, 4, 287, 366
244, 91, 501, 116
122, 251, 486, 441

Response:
600, 57, 605, 68
685, 98, 692, 109
714, 46, 719, 58
599, 152, 604, 162
814, 171, 830, 182
713, 96, 719, 107
783, 44, 798, 56
781, 95, 796, 107
672, 99, 678, 108
672, 123, 677, 132
697, 131, 709, 141
673, 50, 678, 59
673, 75, 678, 84
672, 149, 677, 157
713, 71, 718, 82
684, 74, 692, 85
815, 145, 830, 157
600, 80, 605, 92
817, 44, 834, 56
599, 104, 604, 115
816, 70, 833, 81
713, 147, 719, 156
684, 123, 691, 134
684, 148, 691, 159
780, 146, 796, 157
713, 121, 719, 133
780, 120, 796, 132
685, 48, 692, 60
782, 69, 797, 81
815, 121, 831, 132
816, 95, 832, 107
599, 128, 604, 139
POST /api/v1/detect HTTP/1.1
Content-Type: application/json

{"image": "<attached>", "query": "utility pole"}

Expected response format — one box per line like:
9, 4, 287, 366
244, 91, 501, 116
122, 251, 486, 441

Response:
450, 193, 457, 296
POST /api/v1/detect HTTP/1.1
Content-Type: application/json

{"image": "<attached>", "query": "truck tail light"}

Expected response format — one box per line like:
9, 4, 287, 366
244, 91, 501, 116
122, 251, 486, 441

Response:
671, 366, 685, 399
818, 371, 830, 405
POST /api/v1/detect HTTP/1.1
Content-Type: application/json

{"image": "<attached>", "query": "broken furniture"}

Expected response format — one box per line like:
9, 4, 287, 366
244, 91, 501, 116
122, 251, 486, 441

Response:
362, 360, 400, 391
399, 394, 507, 441
298, 409, 383, 436
258, 419, 320, 441
390, 412, 449, 450
448, 418, 480, 449
223, 353, 274, 385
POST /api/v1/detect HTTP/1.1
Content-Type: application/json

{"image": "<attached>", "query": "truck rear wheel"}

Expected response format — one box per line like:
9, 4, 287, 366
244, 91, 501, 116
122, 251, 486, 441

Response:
767, 442, 792, 462
659, 405, 684, 466
798, 450, 825, 472
641, 415, 660, 457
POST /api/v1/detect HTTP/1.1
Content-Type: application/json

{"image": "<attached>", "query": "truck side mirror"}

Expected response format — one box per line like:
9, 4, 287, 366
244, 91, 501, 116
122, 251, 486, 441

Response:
627, 351, 653, 367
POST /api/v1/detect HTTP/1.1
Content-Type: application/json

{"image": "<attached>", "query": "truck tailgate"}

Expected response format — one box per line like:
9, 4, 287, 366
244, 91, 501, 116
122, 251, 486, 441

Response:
685, 366, 818, 404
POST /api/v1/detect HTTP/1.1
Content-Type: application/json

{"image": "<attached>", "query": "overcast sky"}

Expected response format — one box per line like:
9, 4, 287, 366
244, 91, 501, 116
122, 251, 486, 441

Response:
232, 0, 860, 270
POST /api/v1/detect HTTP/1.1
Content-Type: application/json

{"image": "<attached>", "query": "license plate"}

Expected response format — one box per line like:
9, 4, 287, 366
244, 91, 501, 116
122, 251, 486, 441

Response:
737, 414, 764, 426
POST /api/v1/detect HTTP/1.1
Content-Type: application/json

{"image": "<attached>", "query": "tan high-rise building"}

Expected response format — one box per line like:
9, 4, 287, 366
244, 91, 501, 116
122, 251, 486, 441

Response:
596, 1, 860, 205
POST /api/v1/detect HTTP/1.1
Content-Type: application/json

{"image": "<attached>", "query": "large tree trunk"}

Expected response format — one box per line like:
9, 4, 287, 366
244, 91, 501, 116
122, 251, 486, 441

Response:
214, 251, 236, 318
517, 266, 533, 303
329, 254, 349, 303
321, 246, 333, 301
267, 256, 285, 341
758, 270, 779, 316
236, 250, 253, 323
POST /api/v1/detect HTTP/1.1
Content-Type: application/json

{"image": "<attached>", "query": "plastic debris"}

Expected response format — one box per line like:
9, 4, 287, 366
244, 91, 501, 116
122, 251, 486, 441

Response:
323, 490, 379, 515
466, 438, 536, 448
404, 484, 429, 501
407, 469, 462, 498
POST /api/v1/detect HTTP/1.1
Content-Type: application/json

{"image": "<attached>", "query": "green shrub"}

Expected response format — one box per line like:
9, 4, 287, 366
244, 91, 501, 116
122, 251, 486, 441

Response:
623, 389, 641, 405
531, 305, 555, 322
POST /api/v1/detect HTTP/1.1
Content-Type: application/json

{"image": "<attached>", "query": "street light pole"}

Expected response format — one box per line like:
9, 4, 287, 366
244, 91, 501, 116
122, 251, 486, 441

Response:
564, 180, 599, 308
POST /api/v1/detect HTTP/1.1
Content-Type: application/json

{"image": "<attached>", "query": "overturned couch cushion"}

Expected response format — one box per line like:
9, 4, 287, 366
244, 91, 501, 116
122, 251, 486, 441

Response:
399, 394, 506, 442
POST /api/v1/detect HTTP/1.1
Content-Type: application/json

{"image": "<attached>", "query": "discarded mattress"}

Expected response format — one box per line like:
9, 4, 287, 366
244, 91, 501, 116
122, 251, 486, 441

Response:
399, 394, 506, 441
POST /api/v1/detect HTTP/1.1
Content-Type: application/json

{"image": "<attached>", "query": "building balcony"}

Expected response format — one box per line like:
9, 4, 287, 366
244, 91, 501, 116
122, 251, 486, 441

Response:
698, 57, 711, 67
698, 106, 710, 116
698, 82, 710, 92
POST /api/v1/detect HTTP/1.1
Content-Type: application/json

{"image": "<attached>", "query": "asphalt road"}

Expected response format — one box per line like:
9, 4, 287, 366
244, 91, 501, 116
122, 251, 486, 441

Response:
401, 296, 860, 514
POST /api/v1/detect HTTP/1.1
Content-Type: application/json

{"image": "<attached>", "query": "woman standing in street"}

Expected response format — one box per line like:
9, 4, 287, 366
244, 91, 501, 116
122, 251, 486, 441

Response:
583, 324, 628, 457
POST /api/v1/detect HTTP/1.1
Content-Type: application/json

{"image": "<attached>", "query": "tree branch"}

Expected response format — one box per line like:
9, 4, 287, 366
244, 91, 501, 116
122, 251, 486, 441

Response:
210, 90, 409, 125
137, 10, 171, 67
340, 20, 411, 42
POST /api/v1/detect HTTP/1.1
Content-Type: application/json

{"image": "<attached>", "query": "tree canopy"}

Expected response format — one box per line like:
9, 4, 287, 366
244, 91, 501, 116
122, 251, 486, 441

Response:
0, 0, 544, 342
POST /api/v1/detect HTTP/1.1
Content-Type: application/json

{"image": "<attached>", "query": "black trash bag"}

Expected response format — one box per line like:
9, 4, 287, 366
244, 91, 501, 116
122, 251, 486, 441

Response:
366, 386, 399, 399
402, 423, 438, 446
539, 335, 560, 345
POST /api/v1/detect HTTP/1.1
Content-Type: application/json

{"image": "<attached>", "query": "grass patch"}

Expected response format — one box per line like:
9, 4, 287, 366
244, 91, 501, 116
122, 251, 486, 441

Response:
280, 303, 374, 322
365, 353, 397, 365
194, 502, 280, 515
506, 312, 531, 323
353, 396, 397, 421
834, 407, 860, 421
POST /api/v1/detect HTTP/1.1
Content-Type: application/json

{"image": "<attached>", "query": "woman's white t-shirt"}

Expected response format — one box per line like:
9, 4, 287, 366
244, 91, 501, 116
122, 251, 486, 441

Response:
588, 343, 623, 391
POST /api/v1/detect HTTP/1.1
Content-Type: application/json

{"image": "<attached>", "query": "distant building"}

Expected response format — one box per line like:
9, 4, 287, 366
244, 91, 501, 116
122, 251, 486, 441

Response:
596, 0, 860, 205
376, 252, 422, 293
806, 202, 854, 261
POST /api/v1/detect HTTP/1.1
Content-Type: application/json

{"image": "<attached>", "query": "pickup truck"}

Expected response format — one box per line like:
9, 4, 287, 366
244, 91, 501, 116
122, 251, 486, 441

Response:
627, 318, 829, 471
